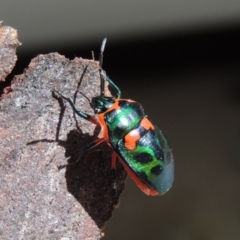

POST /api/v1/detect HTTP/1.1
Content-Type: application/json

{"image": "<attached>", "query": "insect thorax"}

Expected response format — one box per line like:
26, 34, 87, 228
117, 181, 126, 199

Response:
104, 100, 145, 146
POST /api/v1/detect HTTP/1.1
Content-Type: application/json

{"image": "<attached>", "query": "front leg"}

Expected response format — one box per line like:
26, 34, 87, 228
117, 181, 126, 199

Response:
54, 89, 98, 125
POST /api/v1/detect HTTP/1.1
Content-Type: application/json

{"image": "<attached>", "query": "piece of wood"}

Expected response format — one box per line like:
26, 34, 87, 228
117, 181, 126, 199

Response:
0, 51, 127, 239
0, 22, 21, 82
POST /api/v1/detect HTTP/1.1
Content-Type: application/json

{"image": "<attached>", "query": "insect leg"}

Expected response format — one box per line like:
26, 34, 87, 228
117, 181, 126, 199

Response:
54, 90, 98, 125
58, 138, 105, 169
111, 151, 120, 205
111, 151, 118, 190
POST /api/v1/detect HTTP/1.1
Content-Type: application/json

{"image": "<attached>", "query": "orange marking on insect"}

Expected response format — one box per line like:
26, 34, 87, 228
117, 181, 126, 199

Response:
124, 129, 141, 150
140, 117, 155, 130
97, 99, 121, 140
111, 151, 117, 169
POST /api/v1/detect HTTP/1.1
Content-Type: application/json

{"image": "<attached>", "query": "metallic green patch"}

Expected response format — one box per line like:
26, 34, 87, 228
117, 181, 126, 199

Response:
105, 100, 145, 145
117, 127, 174, 194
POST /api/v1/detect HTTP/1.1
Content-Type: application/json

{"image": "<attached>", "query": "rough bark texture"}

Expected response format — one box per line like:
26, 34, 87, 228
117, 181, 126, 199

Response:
0, 22, 21, 82
0, 51, 127, 238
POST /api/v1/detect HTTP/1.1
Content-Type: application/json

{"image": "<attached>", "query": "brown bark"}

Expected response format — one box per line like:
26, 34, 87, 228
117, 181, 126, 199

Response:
0, 25, 127, 239
0, 22, 21, 82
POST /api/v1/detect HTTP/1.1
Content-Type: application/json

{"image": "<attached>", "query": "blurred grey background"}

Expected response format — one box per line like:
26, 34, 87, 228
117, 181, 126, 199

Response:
1, 1, 240, 239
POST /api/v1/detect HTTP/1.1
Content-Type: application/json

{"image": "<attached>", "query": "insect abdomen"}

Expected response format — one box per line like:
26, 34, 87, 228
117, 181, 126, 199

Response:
117, 118, 174, 194
104, 99, 174, 194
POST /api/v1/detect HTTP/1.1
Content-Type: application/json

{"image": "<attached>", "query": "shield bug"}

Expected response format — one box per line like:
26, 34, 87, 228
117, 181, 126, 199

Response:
55, 38, 174, 196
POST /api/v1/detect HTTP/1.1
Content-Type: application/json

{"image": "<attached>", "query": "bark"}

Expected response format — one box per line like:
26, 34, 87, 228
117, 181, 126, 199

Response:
0, 25, 127, 239
0, 22, 21, 82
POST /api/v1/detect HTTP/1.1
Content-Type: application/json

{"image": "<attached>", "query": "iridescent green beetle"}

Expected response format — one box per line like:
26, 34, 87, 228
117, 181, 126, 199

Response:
56, 38, 174, 195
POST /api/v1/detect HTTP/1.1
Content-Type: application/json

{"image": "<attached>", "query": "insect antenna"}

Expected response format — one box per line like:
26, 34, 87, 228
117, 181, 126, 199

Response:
99, 38, 107, 96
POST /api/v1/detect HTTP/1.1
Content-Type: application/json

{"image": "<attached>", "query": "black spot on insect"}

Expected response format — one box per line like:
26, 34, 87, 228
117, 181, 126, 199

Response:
134, 152, 153, 164
137, 129, 164, 161
151, 165, 162, 176
137, 125, 147, 138
154, 147, 164, 161
119, 100, 145, 117
118, 100, 129, 108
